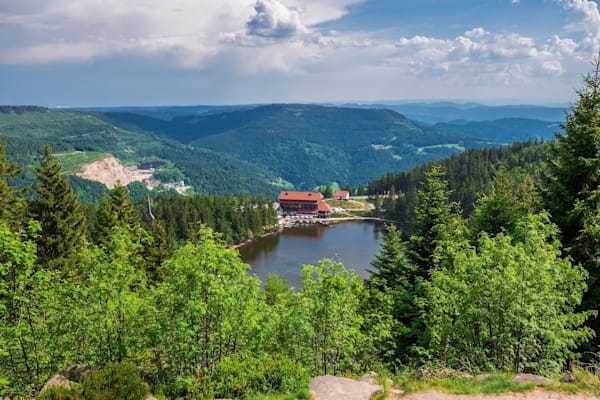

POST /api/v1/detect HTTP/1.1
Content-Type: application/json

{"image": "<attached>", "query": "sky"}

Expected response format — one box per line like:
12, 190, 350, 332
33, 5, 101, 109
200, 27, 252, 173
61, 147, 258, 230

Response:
1, 0, 600, 106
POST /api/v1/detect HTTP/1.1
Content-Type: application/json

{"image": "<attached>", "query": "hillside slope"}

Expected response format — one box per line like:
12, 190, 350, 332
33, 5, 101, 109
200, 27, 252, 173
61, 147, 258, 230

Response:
0, 106, 280, 195
96, 104, 489, 188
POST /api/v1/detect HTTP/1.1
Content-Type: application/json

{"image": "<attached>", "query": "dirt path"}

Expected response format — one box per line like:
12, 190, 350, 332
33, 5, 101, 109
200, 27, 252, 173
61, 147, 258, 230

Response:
400, 389, 600, 400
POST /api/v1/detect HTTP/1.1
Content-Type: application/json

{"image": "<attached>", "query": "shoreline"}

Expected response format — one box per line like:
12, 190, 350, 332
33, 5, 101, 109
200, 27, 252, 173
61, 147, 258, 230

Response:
233, 216, 397, 249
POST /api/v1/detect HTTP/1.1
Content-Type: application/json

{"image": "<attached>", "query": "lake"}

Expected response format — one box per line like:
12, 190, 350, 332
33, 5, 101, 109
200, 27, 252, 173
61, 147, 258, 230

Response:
238, 221, 385, 288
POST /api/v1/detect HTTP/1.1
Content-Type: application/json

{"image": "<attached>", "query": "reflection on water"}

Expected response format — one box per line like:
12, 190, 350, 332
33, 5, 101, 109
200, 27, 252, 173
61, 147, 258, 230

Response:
238, 222, 383, 288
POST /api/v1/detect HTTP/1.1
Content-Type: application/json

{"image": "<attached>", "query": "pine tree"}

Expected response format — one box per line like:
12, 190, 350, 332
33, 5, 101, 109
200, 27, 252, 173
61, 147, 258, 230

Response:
407, 165, 458, 277
94, 182, 143, 247
0, 144, 27, 230
543, 59, 600, 258
542, 56, 600, 344
470, 166, 540, 238
144, 218, 172, 281
31, 144, 87, 272
364, 225, 419, 364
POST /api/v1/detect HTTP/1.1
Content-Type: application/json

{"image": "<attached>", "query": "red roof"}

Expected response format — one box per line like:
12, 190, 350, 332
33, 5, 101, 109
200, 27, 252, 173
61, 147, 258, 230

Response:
278, 191, 323, 202
318, 201, 332, 212
333, 190, 350, 198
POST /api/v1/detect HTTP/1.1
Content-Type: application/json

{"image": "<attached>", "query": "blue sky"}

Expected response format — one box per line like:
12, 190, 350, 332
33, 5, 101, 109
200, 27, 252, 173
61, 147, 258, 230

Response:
1, 0, 599, 106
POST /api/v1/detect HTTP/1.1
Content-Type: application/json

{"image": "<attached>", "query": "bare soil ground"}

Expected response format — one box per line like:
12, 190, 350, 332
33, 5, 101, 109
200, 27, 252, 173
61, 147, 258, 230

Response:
399, 389, 600, 400
77, 156, 155, 189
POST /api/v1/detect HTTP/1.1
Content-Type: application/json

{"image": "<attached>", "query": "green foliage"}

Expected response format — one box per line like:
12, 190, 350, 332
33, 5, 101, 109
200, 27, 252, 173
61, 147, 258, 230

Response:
70, 229, 148, 365
0, 220, 44, 395
212, 353, 309, 398
53, 151, 110, 175
363, 225, 417, 365
31, 144, 87, 272
402, 372, 534, 395
79, 362, 149, 400
0, 108, 279, 196
37, 385, 78, 400
153, 227, 262, 385
426, 213, 593, 372
407, 165, 460, 277
542, 57, 600, 346
300, 259, 365, 375
144, 193, 278, 245
0, 143, 27, 230
369, 140, 550, 229
470, 167, 540, 238
264, 274, 292, 306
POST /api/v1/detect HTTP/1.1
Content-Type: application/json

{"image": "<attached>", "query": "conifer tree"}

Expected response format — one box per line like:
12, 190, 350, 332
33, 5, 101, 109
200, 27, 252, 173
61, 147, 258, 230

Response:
543, 56, 600, 342
94, 182, 143, 247
32, 144, 87, 272
470, 167, 540, 238
407, 165, 458, 276
144, 218, 172, 281
0, 144, 26, 230
364, 225, 418, 364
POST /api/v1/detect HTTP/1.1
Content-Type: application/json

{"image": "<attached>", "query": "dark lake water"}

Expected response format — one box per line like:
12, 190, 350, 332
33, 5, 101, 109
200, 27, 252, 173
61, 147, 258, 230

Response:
238, 222, 385, 288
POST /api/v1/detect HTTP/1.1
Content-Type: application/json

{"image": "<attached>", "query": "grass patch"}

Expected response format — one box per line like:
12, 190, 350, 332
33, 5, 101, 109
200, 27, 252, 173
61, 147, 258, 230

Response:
326, 199, 367, 210
54, 151, 110, 174
401, 372, 533, 395
397, 368, 600, 396
246, 387, 312, 400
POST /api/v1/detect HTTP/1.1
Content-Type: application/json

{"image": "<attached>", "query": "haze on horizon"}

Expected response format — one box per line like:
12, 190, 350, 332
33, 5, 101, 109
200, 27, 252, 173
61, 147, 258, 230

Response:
1, 0, 600, 107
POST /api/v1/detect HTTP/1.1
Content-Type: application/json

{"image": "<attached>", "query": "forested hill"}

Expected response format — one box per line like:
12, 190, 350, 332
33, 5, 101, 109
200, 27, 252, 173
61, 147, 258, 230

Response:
1, 104, 562, 195
0, 106, 280, 196
436, 118, 560, 143
368, 140, 550, 234
92, 104, 490, 188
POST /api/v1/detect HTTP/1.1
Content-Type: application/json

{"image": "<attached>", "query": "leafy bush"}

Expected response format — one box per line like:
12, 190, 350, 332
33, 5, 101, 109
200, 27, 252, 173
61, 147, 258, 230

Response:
79, 362, 149, 400
37, 386, 78, 400
213, 353, 309, 398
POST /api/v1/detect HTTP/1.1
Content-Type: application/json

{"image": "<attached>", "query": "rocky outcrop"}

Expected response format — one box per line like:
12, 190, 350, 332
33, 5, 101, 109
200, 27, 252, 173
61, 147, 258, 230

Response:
309, 375, 383, 400
40, 374, 74, 392
512, 373, 552, 384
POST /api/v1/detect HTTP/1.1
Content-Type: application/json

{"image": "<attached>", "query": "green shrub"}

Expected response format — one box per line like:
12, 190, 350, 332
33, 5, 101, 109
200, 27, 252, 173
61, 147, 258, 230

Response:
213, 353, 309, 398
79, 362, 149, 400
37, 386, 78, 400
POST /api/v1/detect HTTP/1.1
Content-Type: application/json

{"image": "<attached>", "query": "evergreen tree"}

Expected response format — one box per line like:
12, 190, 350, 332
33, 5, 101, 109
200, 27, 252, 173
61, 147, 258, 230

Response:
0, 144, 26, 230
542, 57, 600, 338
407, 165, 459, 277
94, 182, 144, 247
31, 145, 87, 272
470, 167, 540, 238
364, 225, 418, 365
144, 218, 173, 281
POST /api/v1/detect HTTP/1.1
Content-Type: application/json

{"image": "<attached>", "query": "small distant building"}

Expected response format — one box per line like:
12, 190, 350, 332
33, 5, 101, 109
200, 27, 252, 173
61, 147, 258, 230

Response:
333, 190, 350, 200
278, 191, 331, 218
317, 201, 332, 218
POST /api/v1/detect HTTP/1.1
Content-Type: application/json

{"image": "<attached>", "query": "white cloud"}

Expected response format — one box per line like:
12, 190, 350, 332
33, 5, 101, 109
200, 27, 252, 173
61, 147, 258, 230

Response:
246, 0, 307, 38
0, 0, 599, 104
0, 0, 360, 66
559, 0, 600, 51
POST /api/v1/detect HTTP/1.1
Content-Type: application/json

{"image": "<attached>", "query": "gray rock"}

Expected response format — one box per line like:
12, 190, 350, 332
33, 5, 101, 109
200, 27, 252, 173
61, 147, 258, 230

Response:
358, 371, 378, 384
561, 373, 577, 383
310, 375, 383, 400
512, 373, 552, 384
40, 374, 74, 392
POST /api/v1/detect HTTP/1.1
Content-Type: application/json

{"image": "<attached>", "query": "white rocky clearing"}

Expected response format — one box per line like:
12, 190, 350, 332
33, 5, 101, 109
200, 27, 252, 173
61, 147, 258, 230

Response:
77, 156, 154, 189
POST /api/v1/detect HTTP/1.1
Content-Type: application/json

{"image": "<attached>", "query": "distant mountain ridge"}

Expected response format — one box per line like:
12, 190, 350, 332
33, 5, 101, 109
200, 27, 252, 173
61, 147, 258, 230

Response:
0, 106, 280, 197
339, 102, 566, 124
1, 103, 565, 195
93, 103, 489, 188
